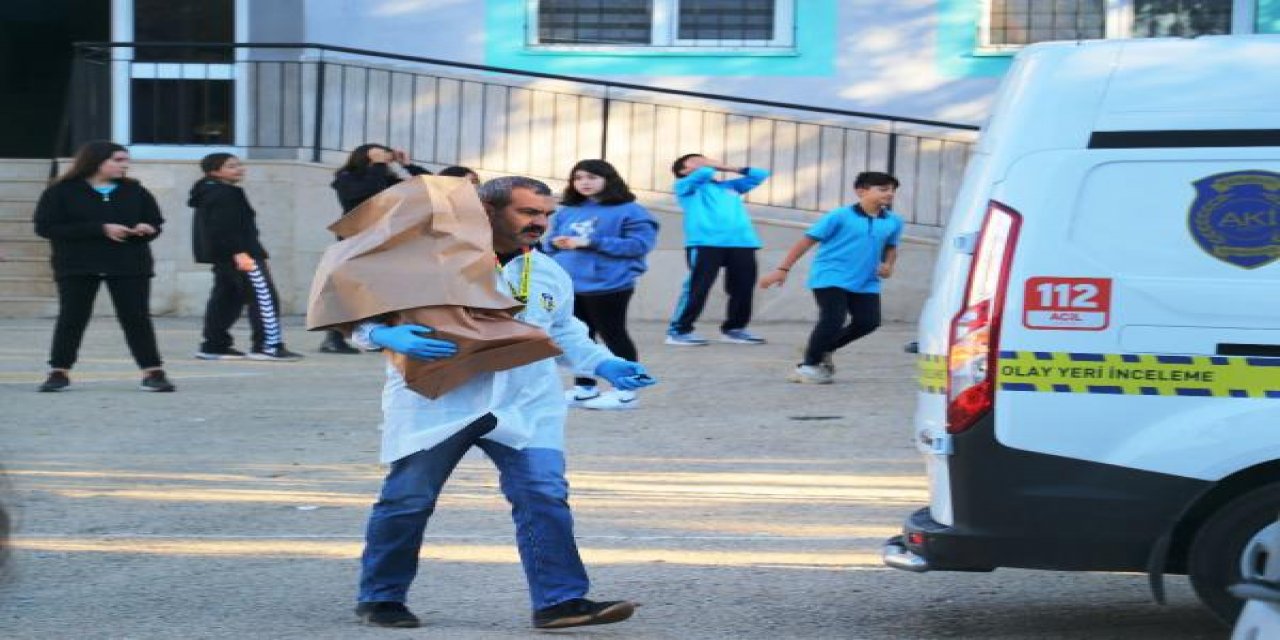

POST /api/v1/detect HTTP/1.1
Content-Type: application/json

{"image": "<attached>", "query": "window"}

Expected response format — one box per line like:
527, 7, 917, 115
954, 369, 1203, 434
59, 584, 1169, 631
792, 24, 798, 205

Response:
115, 0, 243, 150
530, 0, 795, 51
1132, 0, 1232, 36
130, 79, 234, 145
986, 0, 1107, 46
134, 0, 234, 62
981, 0, 1256, 51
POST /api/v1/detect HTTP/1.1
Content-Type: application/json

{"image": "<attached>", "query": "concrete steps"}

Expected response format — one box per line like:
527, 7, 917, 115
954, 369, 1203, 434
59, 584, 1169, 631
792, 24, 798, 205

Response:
0, 179, 50, 201
0, 159, 55, 180
0, 296, 58, 318
0, 276, 55, 297
0, 256, 52, 277
0, 218, 38, 240
0, 160, 53, 317
0, 199, 38, 220
0, 238, 49, 258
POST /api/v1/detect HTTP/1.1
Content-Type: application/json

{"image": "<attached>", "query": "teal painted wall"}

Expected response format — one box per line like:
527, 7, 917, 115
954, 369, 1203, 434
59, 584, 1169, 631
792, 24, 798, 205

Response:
1260, 0, 1280, 32
935, 0, 1012, 78
484, 0, 836, 76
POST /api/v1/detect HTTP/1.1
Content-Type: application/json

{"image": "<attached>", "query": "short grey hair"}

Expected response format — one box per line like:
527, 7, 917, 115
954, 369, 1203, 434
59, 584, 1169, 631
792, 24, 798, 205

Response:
476, 176, 552, 211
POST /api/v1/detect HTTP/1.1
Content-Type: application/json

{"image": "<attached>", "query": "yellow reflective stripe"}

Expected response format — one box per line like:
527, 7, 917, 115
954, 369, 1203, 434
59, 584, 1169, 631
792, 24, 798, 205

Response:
996, 351, 1280, 398
917, 354, 947, 394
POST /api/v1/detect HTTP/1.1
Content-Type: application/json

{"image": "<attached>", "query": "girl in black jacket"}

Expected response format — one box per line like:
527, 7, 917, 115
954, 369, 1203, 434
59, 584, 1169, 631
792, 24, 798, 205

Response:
190, 153, 302, 362
319, 143, 431, 353
330, 143, 431, 212
33, 140, 174, 392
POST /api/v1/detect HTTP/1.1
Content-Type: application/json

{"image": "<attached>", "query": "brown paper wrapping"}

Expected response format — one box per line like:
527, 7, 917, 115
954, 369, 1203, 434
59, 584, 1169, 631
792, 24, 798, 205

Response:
306, 176, 562, 399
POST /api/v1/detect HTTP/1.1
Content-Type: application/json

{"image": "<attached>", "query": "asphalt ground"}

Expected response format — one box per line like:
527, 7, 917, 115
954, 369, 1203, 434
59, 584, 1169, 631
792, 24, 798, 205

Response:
0, 317, 1225, 639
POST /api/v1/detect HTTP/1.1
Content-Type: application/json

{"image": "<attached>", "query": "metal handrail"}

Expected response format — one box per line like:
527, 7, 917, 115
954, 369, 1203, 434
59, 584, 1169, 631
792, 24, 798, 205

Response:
63, 41, 979, 227
71, 41, 980, 131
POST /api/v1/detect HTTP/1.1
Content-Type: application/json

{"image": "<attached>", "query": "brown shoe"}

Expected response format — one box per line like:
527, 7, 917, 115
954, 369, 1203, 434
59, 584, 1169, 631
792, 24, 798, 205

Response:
532, 598, 636, 629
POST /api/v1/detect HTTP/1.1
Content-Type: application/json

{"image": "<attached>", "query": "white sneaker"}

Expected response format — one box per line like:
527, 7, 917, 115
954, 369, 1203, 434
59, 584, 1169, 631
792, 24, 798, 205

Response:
720, 329, 766, 344
565, 385, 601, 407
820, 352, 836, 375
581, 390, 639, 411
665, 332, 710, 346
787, 364, 833, 385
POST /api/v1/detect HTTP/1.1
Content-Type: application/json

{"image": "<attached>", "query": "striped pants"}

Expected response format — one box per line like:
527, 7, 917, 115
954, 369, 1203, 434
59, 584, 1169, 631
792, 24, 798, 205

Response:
200, 260, 285, 353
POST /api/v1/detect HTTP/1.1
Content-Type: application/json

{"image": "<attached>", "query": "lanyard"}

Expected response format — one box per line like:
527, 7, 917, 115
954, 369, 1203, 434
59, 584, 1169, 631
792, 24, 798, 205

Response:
496, 248, 533, 303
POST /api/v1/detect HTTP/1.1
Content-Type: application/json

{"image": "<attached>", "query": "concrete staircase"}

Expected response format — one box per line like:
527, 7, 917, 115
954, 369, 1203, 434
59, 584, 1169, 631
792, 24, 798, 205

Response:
0, 159, 57, 318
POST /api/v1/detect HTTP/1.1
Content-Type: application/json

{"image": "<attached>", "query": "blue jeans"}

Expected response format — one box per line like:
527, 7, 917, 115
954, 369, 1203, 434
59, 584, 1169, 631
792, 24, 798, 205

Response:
357, 414, 590, 610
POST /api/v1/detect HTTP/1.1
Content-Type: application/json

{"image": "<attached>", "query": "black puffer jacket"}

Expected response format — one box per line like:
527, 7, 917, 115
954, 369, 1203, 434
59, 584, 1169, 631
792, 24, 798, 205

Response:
330, 162, 430, 213
189, 179, 268, 264
33, 179, 165, 277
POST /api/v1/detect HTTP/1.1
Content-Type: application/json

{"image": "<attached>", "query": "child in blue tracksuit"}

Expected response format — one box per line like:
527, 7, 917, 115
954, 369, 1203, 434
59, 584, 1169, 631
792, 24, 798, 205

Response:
543, 160, 659, 410
760, 171, 903, 384
666, 153, 770, 346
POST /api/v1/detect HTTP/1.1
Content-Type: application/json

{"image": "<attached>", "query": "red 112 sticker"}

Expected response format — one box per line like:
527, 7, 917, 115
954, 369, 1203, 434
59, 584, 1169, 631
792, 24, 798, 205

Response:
1023, 277, 1112, 331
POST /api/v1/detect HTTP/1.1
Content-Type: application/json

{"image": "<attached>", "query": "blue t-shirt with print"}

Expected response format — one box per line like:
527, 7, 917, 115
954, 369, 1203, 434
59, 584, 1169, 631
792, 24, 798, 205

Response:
805, 205, 903, 294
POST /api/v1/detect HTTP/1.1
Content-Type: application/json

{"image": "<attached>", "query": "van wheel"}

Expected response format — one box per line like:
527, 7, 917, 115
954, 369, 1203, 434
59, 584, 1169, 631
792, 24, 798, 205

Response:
1188, 482, 1280, 624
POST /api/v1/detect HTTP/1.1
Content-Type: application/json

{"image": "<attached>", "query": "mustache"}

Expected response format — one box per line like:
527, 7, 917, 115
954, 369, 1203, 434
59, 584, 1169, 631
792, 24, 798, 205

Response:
520, 225, 546, 234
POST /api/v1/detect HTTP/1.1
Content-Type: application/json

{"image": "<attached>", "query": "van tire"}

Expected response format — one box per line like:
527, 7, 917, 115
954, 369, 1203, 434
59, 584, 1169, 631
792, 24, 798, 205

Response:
1187, 482, 1280, 624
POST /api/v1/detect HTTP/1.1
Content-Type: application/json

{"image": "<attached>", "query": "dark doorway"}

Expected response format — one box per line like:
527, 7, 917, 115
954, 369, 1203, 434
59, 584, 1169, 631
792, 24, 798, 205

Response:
0, 0, 109, 158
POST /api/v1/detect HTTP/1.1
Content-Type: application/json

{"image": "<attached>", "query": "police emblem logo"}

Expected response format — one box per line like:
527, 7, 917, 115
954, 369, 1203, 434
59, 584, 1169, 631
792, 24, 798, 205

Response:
1188, 170, 1280, 269
540, 292, 555, 311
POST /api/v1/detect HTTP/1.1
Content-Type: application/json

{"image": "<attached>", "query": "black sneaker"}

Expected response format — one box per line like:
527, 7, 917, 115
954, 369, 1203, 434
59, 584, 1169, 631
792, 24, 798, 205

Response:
355, 601, 421, 628
533, 598, 637, 629
248, 346, 304, 362
194, 347, 247, 360
139, 370, 176, 392
319, 340, 360, 354
37, 371, 70, 392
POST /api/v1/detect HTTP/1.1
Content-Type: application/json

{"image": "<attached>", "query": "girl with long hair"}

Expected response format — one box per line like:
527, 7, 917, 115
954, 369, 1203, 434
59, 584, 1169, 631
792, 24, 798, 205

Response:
331, 143, 431, 213
33, 140, 173, 392
543, 159, 659, 410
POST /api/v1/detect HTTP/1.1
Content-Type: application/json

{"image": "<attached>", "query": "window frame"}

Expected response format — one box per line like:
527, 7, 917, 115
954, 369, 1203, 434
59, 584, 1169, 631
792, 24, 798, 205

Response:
111, 0, 249, 158
525, 0, 797, 54
976, 0, 1259, 55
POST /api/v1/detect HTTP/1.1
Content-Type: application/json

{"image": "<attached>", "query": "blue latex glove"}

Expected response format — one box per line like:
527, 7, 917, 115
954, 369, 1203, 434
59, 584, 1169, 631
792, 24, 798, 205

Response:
594, 359, 657, 391
369, 324, 457, 361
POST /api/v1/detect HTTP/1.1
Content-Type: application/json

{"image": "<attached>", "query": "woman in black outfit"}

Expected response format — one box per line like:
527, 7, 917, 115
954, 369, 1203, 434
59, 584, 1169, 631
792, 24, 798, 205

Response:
320, 143, 431, 353
33, 140, 174, 392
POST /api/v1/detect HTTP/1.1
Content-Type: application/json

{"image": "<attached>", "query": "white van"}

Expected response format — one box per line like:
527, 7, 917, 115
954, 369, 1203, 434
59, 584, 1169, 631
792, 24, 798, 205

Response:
882, 35, 1280, 623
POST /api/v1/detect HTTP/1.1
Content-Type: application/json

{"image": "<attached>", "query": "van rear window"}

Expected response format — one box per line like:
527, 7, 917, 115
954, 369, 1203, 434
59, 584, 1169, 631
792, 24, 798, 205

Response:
1089, 130, 1280, 149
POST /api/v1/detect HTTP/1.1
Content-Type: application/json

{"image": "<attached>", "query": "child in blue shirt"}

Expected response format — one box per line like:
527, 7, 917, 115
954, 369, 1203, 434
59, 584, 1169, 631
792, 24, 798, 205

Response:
666, 153, 770, 346
760, 171, 903, 384
543, 160, 659, 410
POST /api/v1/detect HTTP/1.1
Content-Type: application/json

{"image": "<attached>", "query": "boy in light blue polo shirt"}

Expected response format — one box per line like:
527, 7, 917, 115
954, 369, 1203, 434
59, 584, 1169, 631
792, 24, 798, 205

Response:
760, 172, 903, 383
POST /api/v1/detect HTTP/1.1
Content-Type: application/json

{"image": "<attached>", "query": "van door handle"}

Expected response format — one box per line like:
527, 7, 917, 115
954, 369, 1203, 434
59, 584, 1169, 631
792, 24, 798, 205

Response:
1217, 343, 1280, 357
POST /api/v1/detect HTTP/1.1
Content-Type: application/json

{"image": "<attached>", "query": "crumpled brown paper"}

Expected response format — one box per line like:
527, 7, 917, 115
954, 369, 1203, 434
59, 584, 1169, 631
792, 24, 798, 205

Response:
306, 176, 561, 398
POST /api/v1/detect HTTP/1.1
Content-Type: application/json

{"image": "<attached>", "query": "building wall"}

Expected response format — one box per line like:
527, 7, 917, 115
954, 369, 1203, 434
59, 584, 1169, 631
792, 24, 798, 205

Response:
296, 0, 1005, 125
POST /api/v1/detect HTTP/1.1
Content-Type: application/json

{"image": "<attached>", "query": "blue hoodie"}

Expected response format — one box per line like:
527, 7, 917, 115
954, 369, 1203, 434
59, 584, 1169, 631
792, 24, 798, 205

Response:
542, 200, 660, 295
674, 166, 769, 248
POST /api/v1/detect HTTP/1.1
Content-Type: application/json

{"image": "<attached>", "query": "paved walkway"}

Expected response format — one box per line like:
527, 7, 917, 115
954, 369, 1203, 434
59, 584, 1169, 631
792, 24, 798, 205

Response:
0, 318, 1221, 638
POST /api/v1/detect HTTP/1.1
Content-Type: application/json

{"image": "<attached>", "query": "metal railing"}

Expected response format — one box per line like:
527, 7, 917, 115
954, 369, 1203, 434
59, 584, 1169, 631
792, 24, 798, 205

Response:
66, 42, 979, 228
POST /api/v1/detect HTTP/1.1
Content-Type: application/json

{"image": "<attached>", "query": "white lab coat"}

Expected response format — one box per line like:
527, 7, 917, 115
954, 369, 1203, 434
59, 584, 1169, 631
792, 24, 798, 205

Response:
353, 252, 613, 463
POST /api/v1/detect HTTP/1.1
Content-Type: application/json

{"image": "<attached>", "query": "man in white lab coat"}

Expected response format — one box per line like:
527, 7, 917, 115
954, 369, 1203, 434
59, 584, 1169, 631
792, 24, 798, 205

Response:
349, 176, 655, 630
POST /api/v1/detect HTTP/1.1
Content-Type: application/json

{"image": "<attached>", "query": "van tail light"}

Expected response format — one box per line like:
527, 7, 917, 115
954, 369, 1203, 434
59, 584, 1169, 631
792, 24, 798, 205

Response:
946, 201, 1022, 434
